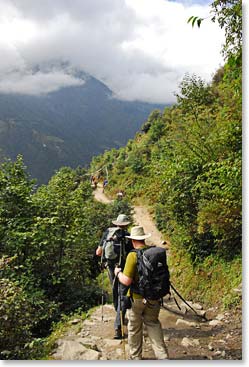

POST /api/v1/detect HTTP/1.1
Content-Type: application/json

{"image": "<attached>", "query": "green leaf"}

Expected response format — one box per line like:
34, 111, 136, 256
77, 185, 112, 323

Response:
187, 15, 194, 24
197, 18, 203, 28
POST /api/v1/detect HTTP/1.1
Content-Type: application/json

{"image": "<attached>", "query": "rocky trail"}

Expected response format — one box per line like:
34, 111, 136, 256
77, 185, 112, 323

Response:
51, 186, 242, 360
52, 300, 242, 360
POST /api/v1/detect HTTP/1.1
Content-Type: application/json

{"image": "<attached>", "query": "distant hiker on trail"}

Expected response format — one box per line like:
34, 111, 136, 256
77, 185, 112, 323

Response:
96, 214, 133, 339
91, 175, 98, 189
116, 190, 124, 200
102, 178, 108, 193
114, 226, 169, 360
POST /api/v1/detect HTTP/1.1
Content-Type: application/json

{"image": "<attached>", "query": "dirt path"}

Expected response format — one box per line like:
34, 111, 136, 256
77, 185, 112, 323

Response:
133, 205, 164, 246
51, 186, 242, 360
93, 186, 165, 246
93, 186, 112, 204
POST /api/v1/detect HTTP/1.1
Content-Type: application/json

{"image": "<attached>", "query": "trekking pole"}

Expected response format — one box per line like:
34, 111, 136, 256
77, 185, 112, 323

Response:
170, 283, 207, 321
100, 250, 105, 322
118, 281, 127, 360
118, 235, 126, 359
101, 267, 104, 322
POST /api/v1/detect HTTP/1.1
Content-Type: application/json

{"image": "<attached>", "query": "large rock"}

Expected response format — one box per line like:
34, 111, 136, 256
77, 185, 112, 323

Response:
52, 338, 101, 360
209, 319, 222, 327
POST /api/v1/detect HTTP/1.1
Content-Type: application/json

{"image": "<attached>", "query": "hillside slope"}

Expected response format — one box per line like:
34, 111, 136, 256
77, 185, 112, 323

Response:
0, 72, 164, 184
89, 58, 242, 310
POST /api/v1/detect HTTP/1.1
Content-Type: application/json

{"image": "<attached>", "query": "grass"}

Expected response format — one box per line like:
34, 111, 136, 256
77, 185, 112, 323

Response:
168, 246, 242, 310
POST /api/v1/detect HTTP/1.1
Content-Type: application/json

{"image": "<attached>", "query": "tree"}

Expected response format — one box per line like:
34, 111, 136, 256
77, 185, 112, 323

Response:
211, 0, 242, 59
188, 0, 242, 60
0, 156, 36, 260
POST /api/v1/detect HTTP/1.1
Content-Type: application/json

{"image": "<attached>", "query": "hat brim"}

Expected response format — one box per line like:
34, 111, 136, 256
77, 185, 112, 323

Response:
112, 220, 130, 226
126, 233, 151, 240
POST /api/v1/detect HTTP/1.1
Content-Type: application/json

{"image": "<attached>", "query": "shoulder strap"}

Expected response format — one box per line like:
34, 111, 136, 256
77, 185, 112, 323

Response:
106, 227, 120, 239
129, 248, 146, 297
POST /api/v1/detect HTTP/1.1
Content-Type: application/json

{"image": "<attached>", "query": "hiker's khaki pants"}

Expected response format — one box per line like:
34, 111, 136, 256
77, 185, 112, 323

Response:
127, 298, 168, 360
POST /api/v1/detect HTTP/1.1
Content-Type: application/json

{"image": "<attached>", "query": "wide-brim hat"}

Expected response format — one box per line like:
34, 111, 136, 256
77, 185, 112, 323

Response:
112, 214, 131, 226
126, 226, 151, 240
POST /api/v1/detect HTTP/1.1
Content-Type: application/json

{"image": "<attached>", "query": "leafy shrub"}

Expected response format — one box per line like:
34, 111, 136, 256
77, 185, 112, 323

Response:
0, 276, 57, 360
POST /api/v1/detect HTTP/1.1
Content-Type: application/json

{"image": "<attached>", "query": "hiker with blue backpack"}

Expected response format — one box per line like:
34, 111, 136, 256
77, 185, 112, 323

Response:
114, 225, 170, 360
96, 214, 133, 339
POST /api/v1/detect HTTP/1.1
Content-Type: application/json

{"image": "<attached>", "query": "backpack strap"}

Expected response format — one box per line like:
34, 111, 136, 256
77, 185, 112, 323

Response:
129, 248, 146, 297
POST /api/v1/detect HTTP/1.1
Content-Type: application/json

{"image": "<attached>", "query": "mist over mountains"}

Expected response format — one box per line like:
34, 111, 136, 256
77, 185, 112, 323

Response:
0, 71, 164, 184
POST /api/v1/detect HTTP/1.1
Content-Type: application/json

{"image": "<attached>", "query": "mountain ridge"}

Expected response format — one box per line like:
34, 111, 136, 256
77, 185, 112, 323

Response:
0, 72, 166, 184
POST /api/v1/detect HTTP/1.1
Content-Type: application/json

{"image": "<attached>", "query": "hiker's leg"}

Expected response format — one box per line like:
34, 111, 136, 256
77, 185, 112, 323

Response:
127, 299, 145, 360
114, 280, 122, 332
107, 265, 118, 309
107, 265, 121, 332
143, 300, 169, 359
120, 284, 130, 321
107, 265, 114, 286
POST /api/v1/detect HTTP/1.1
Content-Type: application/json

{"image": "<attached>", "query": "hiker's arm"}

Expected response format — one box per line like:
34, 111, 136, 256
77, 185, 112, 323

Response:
96, 230, 108, 256
114, 267, 132, 286
115, 252, 136, 286
96, 246, 102, 256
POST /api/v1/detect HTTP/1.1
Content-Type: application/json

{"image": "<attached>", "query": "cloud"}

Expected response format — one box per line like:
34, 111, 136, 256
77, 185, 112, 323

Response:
0, 70, 85, 95
0, 0, 225, 103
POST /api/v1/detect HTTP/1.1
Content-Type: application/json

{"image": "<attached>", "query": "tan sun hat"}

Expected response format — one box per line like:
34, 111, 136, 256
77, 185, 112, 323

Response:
112, 214, 131, 226
126, 226, 151, 240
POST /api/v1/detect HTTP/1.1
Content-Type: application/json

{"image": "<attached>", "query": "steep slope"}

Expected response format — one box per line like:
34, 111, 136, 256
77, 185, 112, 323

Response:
0, 73, 164, 184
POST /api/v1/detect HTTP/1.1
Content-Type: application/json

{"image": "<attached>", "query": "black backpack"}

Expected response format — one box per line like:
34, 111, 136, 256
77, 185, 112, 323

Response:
131, 246, 170, 300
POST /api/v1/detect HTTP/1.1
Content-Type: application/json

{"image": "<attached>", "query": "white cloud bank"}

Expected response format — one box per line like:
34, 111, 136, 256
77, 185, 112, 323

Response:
0, 70, 85, 95
0, 0, 225, 103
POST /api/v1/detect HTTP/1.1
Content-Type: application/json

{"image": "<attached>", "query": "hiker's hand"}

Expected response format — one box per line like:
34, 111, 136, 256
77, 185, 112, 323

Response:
114, 267, 121, 276
96, 246, 102, 256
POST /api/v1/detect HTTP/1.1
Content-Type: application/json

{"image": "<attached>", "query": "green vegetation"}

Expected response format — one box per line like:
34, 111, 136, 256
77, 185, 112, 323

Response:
90, 0, 242, 311
90, 57, 241, 262
168, 249, 242, 309
0, 157, 132, 359
40, 307, 95, 360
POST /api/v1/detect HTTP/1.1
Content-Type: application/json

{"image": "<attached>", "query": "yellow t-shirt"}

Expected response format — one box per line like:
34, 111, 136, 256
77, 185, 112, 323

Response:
123, 247, 146, 299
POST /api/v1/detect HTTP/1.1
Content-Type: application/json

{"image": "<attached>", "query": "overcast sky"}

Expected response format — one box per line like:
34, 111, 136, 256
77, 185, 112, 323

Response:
0, 0, 225, 104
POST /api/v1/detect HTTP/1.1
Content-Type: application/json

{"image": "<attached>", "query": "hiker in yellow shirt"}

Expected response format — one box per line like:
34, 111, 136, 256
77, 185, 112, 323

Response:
114, 226, 169, 360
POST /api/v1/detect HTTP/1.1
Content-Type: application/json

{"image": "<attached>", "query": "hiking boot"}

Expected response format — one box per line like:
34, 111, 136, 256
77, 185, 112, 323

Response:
114, 328, 122, 339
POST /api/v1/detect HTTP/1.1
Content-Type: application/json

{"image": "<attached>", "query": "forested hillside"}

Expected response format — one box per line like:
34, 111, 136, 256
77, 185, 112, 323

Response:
0, 71, 163, 184
90, 0, 242, 310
